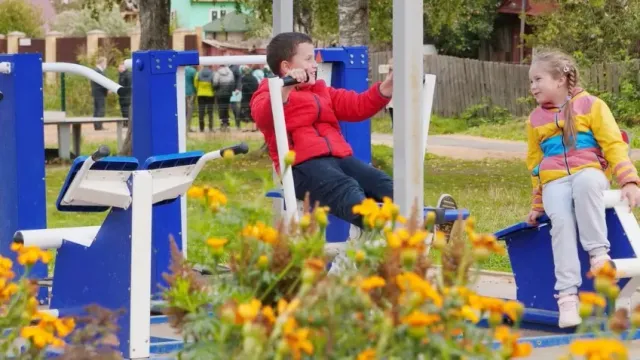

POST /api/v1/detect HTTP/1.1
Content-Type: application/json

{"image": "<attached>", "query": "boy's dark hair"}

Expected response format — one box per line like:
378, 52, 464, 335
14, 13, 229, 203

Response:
266, 32, 313, 77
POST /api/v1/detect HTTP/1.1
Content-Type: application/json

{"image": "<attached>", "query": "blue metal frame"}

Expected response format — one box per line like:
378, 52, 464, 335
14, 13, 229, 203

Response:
131, 50, 199, 294
0, 53, 49, 303
494, 208, 634, 328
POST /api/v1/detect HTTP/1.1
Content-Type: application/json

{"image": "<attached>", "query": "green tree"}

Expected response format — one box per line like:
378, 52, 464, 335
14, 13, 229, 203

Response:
0, 0, 44, 38
51, 8, 134, 36
524, 0, 640, 66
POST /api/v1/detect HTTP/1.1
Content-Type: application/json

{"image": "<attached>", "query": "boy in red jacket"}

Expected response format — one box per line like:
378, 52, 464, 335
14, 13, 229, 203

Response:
250, 32, 458, 238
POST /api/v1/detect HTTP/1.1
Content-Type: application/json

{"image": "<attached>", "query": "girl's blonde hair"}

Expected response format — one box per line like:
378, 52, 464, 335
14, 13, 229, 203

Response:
531, 50, 580, 147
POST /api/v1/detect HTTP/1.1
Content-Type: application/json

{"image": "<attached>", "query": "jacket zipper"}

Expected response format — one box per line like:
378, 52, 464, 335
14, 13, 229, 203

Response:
312, 94, 332, 154
555, 113, 571, 175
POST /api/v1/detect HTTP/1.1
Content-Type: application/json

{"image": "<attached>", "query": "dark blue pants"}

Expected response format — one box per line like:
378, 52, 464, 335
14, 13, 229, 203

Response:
292, 156, 393, 229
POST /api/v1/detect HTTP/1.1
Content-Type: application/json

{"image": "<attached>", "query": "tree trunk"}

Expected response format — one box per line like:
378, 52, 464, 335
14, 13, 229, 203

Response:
119, 0, 171, 156
338, 0, 369, 46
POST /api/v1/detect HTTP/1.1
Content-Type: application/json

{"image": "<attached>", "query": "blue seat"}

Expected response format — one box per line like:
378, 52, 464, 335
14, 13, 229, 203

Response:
56, 156, 139, 212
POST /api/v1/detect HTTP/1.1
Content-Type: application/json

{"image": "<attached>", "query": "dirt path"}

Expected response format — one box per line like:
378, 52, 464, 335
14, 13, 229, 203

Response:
45, 124, 640, 161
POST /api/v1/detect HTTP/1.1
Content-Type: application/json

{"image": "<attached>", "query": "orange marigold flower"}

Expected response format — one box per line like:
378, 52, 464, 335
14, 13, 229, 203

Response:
570, 338, 628, 359
357, 348, 376, 360
401, 310, 441, 328
360, 276, 386, 292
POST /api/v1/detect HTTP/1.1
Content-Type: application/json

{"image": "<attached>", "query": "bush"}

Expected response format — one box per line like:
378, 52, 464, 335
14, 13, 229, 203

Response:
50, 8, 134, 37
460, 97, 512, 128
0, 0, 44, 37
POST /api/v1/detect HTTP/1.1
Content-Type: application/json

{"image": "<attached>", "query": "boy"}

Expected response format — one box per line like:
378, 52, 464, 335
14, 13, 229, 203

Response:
250, 32, 458, 239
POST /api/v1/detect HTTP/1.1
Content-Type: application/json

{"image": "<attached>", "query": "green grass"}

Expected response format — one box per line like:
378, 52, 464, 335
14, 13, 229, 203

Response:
42, 137, 536, 274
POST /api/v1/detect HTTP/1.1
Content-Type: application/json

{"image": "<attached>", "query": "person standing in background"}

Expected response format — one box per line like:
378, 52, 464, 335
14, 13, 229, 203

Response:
213, 64, 236, 131
117, 62, 132, 127
194, 65, 216, 132
184, 65, 197, 132
91, 57, 108, 131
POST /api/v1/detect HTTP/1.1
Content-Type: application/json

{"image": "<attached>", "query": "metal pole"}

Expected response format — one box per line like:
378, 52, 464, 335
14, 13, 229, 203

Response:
60, 73, 66, 112
393, 0, 424, 220
272, 0, 293, 35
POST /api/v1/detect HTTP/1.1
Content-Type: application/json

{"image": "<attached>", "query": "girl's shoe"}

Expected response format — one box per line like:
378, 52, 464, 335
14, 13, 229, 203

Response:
557, 294, 582, 328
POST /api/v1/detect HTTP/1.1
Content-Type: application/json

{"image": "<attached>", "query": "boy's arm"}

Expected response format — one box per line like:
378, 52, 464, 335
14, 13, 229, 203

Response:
591, 99, 640, 187
328, 81, 391, 122
526, 119, 544, 212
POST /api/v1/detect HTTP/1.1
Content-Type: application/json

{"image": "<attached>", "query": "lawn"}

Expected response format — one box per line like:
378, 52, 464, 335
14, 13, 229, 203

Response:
42, 137, 536, 273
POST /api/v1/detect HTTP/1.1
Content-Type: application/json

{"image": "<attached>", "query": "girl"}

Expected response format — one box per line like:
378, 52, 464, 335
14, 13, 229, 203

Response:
525, 50, 640, 328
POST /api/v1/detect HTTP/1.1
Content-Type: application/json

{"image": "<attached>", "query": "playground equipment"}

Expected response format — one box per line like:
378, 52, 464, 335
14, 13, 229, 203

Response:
265, 48, 470, 257
12, 142, 247, 358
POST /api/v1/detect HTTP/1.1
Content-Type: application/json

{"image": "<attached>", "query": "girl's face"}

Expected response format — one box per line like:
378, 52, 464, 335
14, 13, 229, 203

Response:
529, 62, 567, 106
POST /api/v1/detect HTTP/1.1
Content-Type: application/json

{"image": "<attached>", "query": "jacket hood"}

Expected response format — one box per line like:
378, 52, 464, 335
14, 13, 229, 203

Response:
198, 68, 213, 81
217, 66, 232, 76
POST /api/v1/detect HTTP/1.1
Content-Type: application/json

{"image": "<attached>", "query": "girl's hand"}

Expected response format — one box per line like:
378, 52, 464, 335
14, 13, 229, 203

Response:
621, 183, 640, 211
526, 210, 543, 225
379, 65, 393, 97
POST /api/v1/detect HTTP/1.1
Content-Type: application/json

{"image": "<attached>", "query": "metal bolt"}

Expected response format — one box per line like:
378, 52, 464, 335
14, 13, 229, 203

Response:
156, 59, 160, 63
156, 65, 160, 69
168, 65, 173, 68
361, 54, 365, 58
350, 60, 354, 64
361, 60, 365, 64
350, 54, 354, 58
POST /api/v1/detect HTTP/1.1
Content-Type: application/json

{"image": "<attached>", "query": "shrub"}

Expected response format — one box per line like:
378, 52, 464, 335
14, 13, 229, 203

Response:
460, 97, 512, 128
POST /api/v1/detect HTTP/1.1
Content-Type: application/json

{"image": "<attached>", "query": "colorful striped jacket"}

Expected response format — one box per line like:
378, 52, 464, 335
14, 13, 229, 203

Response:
526, 89, 639, 211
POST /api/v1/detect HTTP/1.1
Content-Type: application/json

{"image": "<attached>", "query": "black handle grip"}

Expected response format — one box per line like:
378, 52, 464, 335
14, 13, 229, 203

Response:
91, 145, 111, 161
221, 142, 249, 156
282, 69, 314, 87
0, 91, 3, 102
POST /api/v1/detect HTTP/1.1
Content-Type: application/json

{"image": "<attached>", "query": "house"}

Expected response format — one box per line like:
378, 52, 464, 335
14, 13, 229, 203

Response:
202, 10, 252, 42
170, 0, 250, 31
479, 0, 555, 63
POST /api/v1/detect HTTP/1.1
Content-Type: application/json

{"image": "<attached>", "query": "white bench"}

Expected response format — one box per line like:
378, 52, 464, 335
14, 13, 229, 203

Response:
44, 111, 128, 160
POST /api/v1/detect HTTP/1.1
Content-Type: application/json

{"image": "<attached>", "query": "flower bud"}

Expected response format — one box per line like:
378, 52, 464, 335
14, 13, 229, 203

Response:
579, 303, 593, 318
354, 250, 365, 263
594, 277, 610, 294
401, 249, 418, 269
631, 312, 640, 328
299, 214, 311, 230
488, 312, 502, 327
284, 151, 296, 166
408, 326, 426, 339
257, 255, 269, 270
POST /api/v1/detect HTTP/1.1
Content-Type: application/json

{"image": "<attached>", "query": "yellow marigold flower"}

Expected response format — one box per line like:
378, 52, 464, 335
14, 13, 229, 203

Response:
242, 222, 280, 245
299, 214, 311, 229
408, 230, 428, 246
206, 238, 228, 250
579, 292, 607, 308
0, 282, 19, 299
237, 299, 261, 323
283, 317, 314, 360
353, 198, 379, 216
396, 272, 443, 307
503, 300, 525, 322
469, 233, 505, 256
354, 250, 365, 262
304, 258, 325, 273
360, 276, 386, 292
21, 326, 50, 348
261, 305, 276, 325
588, 261, 617, 282
278, 298, 301, 315
570, 338, 628, 359
461, 305, 480, 324
186, 186, 205, 199
385, 232, 401, 249
401, 310, 440, 327
357, 349, 376, 360
53, 318, 75, 337
17, 247, 50, 266
494, 326, 532, 358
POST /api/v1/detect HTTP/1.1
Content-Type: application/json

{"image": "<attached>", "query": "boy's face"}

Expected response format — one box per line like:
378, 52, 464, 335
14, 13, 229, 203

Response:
281, 42, 317, 86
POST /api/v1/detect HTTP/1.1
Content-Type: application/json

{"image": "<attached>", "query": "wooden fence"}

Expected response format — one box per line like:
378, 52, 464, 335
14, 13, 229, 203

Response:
370, 51, 630, 118
0, 38, 6, 53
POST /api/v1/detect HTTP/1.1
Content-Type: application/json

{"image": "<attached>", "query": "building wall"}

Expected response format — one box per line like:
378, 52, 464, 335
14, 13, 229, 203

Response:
171, 0, 250, 30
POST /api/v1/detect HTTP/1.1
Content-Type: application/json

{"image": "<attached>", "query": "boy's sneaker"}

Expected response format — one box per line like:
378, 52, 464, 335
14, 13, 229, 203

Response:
557, 294, 582, 328
435, 194, 458, 243
590, 253, 615, 273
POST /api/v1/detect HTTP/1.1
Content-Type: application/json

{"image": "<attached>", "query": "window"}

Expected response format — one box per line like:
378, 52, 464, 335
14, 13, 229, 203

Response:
210, 10, 218, 21
220, 10, 226, 17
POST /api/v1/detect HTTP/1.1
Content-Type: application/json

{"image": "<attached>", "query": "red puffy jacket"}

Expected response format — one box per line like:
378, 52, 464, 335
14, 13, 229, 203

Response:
250, 79, 391, 173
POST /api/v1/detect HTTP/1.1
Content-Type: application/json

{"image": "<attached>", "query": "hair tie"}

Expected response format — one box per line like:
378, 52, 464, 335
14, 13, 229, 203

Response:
563, 65, 571, 73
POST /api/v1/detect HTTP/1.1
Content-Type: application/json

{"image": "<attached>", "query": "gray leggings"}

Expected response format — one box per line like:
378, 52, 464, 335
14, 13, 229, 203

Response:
542, 168, 611, 295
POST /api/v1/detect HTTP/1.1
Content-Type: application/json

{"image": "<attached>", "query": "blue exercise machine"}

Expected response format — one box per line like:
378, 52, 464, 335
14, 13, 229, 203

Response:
0, 51, 249, 358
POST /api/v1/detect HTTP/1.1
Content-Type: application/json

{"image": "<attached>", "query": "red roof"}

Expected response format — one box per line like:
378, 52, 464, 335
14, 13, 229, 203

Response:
498, 0, 556, 16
